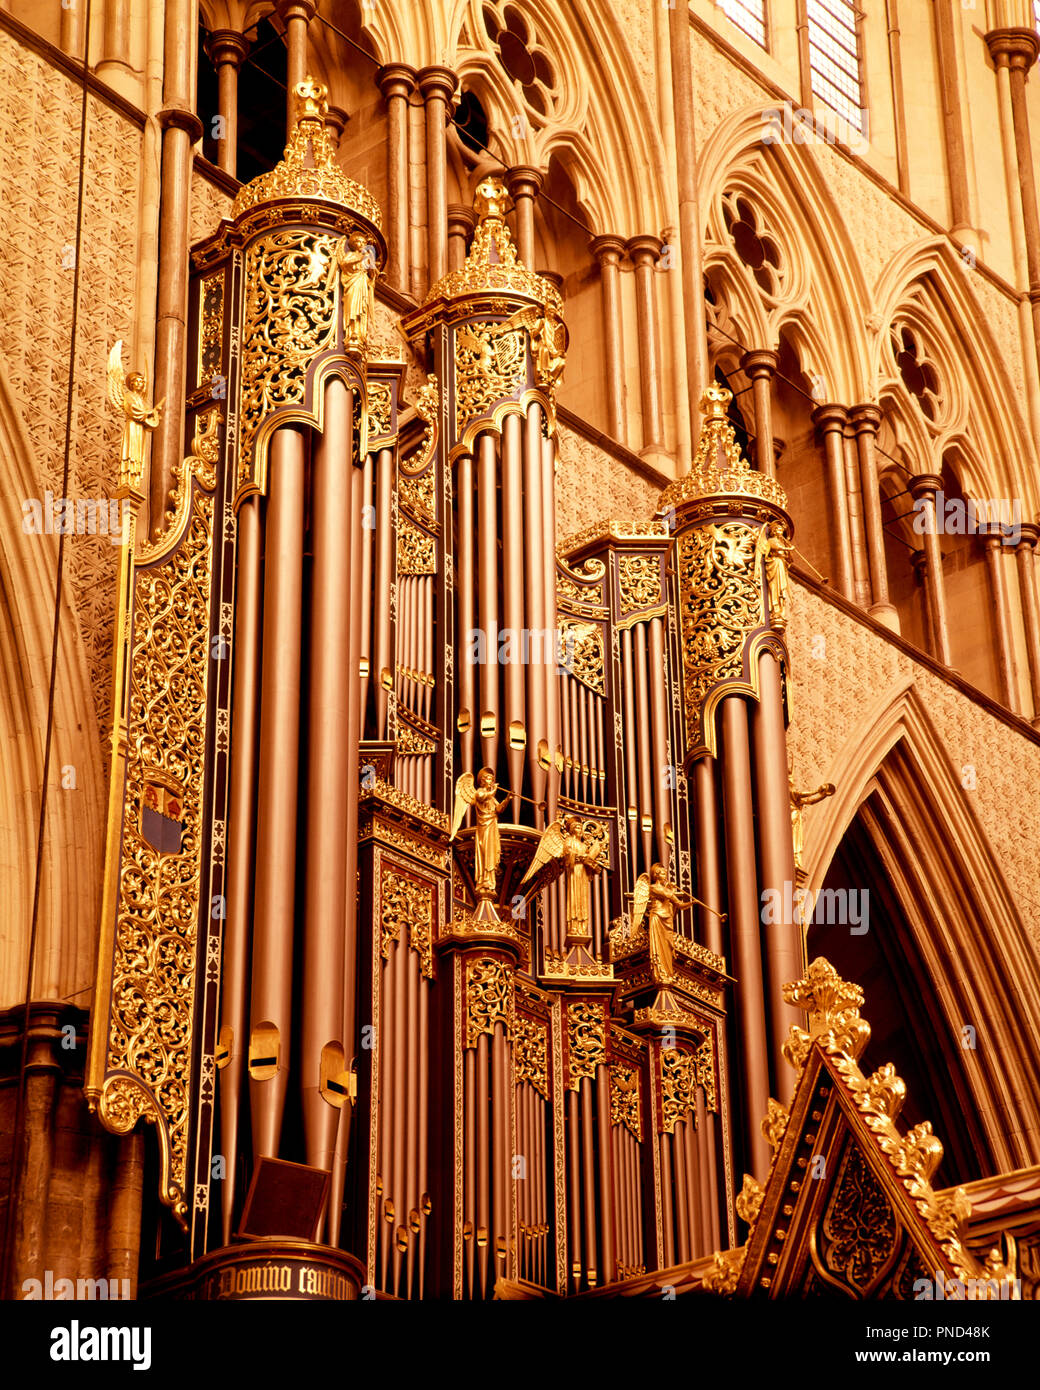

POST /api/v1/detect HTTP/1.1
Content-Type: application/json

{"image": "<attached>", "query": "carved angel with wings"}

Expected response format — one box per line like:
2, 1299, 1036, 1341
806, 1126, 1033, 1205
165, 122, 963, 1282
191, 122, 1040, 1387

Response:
107, 340, 163, 490
451, 767, 511, 899
521, 814, 605, 942
631, 864, 696, 983
509, 305, 566, 389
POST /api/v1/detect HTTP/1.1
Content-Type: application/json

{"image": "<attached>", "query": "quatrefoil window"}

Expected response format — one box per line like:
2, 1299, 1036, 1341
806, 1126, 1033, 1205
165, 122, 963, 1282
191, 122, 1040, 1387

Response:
722, 193, 783, 296
891, 324, 942, 422
483, 4, 556, 117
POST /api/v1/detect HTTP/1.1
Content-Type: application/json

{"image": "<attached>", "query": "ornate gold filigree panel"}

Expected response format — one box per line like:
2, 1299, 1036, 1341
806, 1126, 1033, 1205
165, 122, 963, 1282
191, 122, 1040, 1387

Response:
397, 515, 436, 575
566, 1001, 606, 1089
89, 466, 217, 1225
466, 957, 512, 1048
610, 1064, 642, 1140
454, 321, 526, 438
816, 1144, 898, 1294
558, 619, 605, 695
618, 554, 662, 614
660, 1047, 698, 1133
513, 1016, 549, 1098
239, 228, 338, 485
399, 470, 436, 527
367, 380, 393, 439
380, 869, 434, 978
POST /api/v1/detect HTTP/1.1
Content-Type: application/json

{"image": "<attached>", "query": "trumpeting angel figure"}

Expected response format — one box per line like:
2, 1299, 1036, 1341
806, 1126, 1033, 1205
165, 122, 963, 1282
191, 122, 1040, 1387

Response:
631, 863, 697, 983
450, 767, 511, 900
107, 341, 163, 491
521, 814, 605, 942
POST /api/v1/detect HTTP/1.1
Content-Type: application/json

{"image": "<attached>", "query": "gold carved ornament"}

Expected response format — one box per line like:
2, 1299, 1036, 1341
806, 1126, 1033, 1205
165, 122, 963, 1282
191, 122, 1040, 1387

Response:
658, 384, 787, 513
239, 228, 339, 487
366, 380, 393, 440
815, 1145, 898, 1294
660, 1047, 698, 1134
466, 957, 513, 1048
618, 554, 662, 614
380, 869, 434, 977
397, 515, 436, 575
231, 78, 381, 228
400, 374, 439, 474
609, 1064, 642, 1141
398, 470, 436, 528
566, 1001, 606, 1089
454, 320, 527, 439
86, 425, 218, 1226
513, 1017, 549, 1098
558, 619, 605, 696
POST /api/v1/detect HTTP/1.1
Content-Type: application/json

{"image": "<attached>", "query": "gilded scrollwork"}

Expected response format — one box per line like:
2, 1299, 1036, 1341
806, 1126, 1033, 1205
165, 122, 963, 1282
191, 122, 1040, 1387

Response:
466, 957, 513, 1048
558, 619, 606, 695
566, 1001, 606, 1089
781, 956, 871, 1071
817, 1145, 898, 1293
96, 483, 216, 1225
454, 320, 527, 439
380, 869, 434, 977
618, 554, 662, 613
660, 1046, 698, 1133
736, 1173, 765, 1226
239, 228, 339, 484
367, 380, 393, 439
610, 1064, 642, 1140
513, 1016, 549, 1098
397, 515, 436, 575
398, 469, 436, 527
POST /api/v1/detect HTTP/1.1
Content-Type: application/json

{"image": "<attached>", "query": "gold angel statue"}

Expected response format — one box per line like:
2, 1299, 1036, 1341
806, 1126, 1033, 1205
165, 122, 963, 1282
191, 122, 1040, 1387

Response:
756, 520, 794, 630
331, 231, 375, 350
631, 864, 697, 982
509, 304, 566, 389
789, 763, 836, 872
107, 340, 163, 490
521, 814, 605, 942
451, 768, 511, 899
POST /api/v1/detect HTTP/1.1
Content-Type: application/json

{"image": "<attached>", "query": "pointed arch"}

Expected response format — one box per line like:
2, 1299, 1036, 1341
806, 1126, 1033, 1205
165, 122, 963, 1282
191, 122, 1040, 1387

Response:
0, 364, 106, 1007
801, 681, 1040, 1172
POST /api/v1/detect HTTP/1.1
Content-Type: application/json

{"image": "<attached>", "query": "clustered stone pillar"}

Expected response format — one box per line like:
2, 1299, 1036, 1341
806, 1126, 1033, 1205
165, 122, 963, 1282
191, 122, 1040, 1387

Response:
1014, 523, 1040, 726
741, 348, 779, 478
908, 474, 952, 666
447, 203, 475, 272
666, 0, 709, 413
150, 0, 202, 538
278, 0, 316, 124
204, 30, 249, 178
417, 66, 458, 290
626, 234, 665, 454
590, 234, 627, 444
375, 64, 417, 293
506, 166, 542, 268
849, 403, 898, 630
985, 29, 1040, 398
812, 403, 856, 602
983, 534, 1021, 714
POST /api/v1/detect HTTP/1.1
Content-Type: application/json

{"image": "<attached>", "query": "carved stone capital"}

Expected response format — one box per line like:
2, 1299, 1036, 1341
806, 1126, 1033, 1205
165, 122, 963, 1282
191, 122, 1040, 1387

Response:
984, 27, 1040, 71
848, 402, 883, 437
417, 65, 459, 106
375, 62, 418, 101
447, 202, 477, 239
275, 0, 318, 22
589, 232, 627, 266
907, 472, 945, 501
811, 401, 848, 434
203, 28, 250, 70
625, 233, 664, 267
1016, 521, 1040, 550
740, 347, 779, 381
505, 164, 544, 201
157, 105, 205, 142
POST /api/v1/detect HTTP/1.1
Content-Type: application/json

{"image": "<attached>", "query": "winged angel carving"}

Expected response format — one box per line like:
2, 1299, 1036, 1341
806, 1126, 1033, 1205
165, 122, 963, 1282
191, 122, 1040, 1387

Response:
520, 815, 605, 942
631, 864, 696, 982
450, 768, 511, 899
107, 340, 163, 490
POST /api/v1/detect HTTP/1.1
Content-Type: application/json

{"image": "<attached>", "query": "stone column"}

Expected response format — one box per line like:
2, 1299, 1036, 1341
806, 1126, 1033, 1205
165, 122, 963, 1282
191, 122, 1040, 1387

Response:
741, 348, 779, 478
325, 105, 348, 153
908, 474, 952, 665
666, 0, 709, 412
376, 64, 417, 293
985, 29, 1040, 397
812, 403, 856, 602
849, 404, 898, 630
204, 30, 249, 178
983, 534, 1021, 712
626, 234, 665, 453
417, 66, 459, 289
447, 203, 476, 271
96, 0, 132, 90
931, 0, 974, 236
910, 549, 935, 655
590, 234, 627, 444
150, 0, 202, 539
1014, 523, 1040, 726
506, 166, 542, 267
277, 0, 316, 123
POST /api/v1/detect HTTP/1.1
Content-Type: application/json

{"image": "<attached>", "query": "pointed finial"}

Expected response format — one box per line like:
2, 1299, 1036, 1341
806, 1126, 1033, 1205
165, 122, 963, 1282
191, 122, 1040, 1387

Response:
700, 382, 732, 420
474, 175, 509, 222
294, 76, 328, 124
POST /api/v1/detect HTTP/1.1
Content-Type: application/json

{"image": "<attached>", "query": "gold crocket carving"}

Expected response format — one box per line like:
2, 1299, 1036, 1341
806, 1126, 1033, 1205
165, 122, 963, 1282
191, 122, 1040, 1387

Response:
781, 956, 871, 1071
450, 768, 511, 901
522, 815, 606, 943
107, 340, 163, 491
761, 1097, 789, 1155
736, 1173, 766, 1226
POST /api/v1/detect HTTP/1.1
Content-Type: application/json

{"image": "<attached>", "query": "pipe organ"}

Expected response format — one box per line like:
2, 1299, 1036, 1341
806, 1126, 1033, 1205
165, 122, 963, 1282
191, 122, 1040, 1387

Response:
86, 78, 807, 1300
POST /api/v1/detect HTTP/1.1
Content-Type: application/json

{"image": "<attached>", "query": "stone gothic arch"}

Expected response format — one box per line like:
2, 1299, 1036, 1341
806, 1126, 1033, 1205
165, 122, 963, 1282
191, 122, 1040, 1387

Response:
799, 681, 1040, 1174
